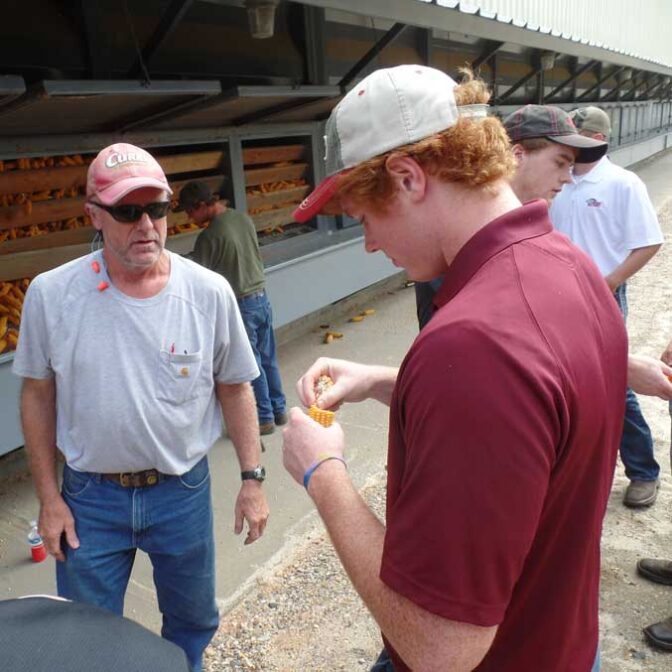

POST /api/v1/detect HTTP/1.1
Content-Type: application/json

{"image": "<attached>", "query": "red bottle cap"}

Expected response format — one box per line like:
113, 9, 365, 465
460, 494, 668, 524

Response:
31, 543, 48, 563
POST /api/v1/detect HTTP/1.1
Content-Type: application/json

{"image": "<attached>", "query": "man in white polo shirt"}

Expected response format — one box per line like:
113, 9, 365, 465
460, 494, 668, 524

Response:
550, 106, 664, 508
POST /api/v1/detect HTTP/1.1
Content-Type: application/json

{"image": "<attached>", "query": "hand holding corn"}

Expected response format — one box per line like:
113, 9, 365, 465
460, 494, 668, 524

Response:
308, 375, 336, 427
296, 357, 399, 411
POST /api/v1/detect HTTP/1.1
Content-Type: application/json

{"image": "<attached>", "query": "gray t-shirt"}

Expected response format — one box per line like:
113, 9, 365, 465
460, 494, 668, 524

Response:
13, 250, 259, 474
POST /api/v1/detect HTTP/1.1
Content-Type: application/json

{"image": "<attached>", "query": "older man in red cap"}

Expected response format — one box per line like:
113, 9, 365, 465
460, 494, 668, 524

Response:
13, 143, 269, 671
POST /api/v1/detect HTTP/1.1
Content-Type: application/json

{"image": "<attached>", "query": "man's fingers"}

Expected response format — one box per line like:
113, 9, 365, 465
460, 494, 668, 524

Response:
63, 520, 80, 550
297, 374, 317, 407
234, 510, 244, 535
244, 523, 262, 545
45, 536, 64, 561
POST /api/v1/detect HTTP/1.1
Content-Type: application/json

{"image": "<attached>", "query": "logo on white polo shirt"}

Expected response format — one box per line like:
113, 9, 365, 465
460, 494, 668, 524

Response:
586, 198, 603, 208
105, 151, 149, 169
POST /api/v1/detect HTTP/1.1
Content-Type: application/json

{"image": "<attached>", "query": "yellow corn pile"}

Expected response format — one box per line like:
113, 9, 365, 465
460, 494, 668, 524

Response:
0, 153, 91, 243
0, 278, 29, 354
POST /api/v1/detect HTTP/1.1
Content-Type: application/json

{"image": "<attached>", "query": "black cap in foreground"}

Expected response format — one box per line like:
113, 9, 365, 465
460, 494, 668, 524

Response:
503, 105, 608, 163
0, 596, 190, 672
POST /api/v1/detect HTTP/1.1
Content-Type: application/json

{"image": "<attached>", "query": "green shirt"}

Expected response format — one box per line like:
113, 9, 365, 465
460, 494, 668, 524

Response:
191, 209, 265, 298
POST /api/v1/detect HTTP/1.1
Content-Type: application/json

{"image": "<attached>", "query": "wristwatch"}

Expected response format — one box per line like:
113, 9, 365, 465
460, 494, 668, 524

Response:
241, 465, 266, 482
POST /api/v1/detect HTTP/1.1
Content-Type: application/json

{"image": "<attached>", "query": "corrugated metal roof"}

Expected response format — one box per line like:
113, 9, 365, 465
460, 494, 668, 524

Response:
416, 0, 672, 68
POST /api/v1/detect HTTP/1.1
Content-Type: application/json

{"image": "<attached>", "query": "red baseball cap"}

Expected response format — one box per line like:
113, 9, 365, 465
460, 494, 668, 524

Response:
292, 174, 342, 223
86, 143, 172, 205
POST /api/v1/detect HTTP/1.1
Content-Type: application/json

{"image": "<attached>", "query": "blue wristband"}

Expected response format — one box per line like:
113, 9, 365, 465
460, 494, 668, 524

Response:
303, 455, 347, 489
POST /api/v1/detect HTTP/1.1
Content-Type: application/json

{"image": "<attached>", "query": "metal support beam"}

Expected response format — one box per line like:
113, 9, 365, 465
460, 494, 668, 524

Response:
303, 5, 328, 85
293, 0, 672, 78
626, 73, 648, 101
602, 71, 636, 102
471, 40, 504, 71
228, 136, 247, 212
545, 59, 597, 102
339, 22, 408, 89
233, 96, 329, 126
638, 76, 663, 101
536, 70, 544, 104
128, 0, 194, 78
497, 63, 543, 103
417, 28, 432, 67
78, 1, 107, 78
490, 52, 498, 100
570, 57, 579, 103
577, 66, 624, 102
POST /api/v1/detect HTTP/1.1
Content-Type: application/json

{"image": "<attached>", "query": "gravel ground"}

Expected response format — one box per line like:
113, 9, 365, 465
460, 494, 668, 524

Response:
205, 478, 385, 672
205, 198, 672, 672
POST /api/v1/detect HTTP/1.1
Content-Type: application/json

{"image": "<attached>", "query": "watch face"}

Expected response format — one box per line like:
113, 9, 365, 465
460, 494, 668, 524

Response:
242, 465, 266, 482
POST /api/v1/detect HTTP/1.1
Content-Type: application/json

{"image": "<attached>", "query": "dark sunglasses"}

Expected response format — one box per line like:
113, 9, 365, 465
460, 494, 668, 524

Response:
90, 201, 171, 223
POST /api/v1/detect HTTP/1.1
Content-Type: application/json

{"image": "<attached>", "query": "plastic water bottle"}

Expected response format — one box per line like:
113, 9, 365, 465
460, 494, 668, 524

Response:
27, 520, 47, 563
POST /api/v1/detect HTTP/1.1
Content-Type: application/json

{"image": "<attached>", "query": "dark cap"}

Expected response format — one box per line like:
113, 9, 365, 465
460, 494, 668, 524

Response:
503, 105, 608, 163
177, 180, 215, 211
0, 596, 190, 672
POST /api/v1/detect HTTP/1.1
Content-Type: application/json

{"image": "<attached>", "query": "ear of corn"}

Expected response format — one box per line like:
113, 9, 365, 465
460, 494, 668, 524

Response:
306, 374, 336, 426
308, 405, 335, 428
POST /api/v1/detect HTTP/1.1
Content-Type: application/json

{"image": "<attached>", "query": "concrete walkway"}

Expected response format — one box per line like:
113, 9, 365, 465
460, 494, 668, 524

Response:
2, 146, 672, 635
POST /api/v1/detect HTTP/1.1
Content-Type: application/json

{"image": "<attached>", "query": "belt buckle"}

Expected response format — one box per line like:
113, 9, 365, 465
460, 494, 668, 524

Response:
119, 472, 133, 487
118, 470, 159, 487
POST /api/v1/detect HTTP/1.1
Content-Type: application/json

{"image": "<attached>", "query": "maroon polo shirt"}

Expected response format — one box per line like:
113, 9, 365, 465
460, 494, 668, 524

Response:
381, 200, 627, 671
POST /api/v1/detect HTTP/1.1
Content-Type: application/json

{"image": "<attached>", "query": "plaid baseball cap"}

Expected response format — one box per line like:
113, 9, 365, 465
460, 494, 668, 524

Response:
87, 143, 172, 205
503, 105, 607, 163
571, 106, 611, 137
293, 65, 465, 223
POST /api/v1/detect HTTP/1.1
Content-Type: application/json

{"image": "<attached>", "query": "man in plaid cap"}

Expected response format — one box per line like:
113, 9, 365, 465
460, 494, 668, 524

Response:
415, 103, 607, 329
283, 66, 624, 671
551, 106, 664, 509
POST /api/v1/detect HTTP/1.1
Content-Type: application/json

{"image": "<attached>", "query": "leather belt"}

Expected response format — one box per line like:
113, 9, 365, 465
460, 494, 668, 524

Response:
102, 469, 166, 488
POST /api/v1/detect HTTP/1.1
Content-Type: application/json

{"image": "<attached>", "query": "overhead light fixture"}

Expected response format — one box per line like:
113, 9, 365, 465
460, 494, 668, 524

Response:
245, 0, 280, 39
540, 51, 556, 71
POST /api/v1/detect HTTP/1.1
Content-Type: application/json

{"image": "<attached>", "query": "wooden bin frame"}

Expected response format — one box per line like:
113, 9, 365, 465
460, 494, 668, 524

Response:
0, 123, 329, 283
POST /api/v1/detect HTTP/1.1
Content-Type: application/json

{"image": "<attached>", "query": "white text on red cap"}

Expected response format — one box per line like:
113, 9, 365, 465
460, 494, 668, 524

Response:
105, 151, 149, 169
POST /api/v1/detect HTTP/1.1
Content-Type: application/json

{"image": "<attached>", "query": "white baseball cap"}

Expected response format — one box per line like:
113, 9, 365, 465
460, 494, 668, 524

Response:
293, 65, 478, 223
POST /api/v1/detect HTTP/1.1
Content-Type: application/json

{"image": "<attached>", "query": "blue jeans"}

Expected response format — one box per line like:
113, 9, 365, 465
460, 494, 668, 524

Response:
613, 284, 659, 482
57, 457, 219, 672
238, 290, 286, 424
370, 647, 601, 671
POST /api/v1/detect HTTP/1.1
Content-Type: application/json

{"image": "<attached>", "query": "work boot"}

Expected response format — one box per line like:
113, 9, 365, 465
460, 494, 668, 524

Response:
259, 422, 275, 436
623, 479, 659, 508
637, 559, 672, 586
274, 411, 289, 426
644, 617, 672, 651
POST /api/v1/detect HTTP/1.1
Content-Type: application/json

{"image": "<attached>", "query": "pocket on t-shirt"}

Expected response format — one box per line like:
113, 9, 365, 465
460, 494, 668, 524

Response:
156, 350, 205, 405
